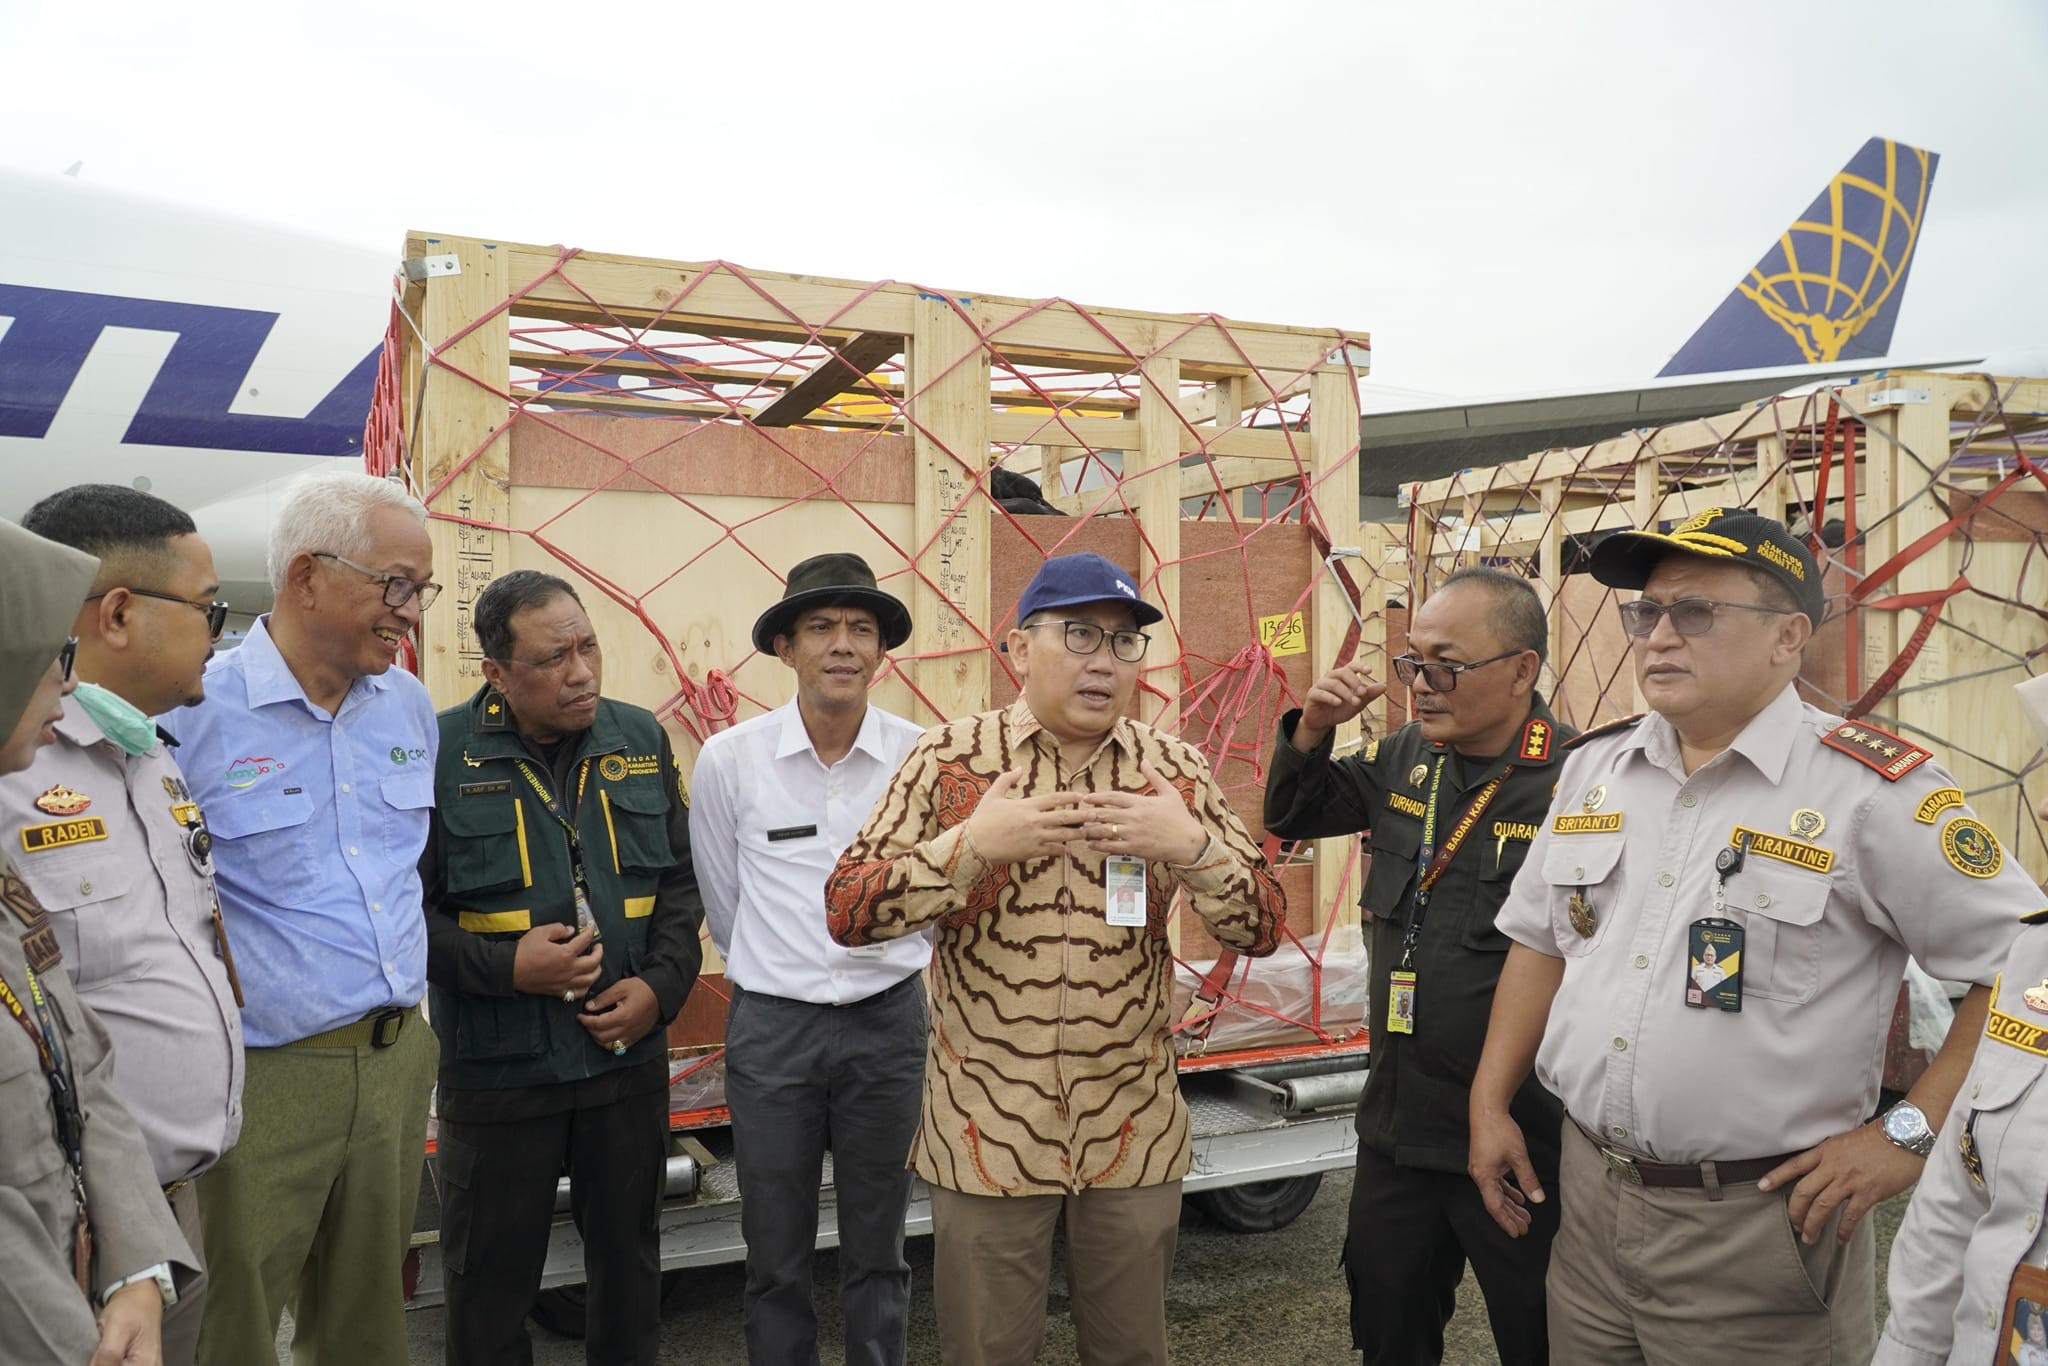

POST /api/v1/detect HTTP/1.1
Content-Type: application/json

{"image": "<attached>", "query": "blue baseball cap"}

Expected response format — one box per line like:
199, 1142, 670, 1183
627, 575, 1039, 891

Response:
1014, 552, 1163, 628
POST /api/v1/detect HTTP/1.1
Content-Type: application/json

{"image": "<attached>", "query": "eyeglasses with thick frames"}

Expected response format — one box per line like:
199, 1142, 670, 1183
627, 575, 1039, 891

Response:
1020, 620, 1151, 663
56, 637, 77, 683
85, 588, 230, 640
1391, 650, 1524, 692
1617, 597, 1794, 638
313, 552, 443, 611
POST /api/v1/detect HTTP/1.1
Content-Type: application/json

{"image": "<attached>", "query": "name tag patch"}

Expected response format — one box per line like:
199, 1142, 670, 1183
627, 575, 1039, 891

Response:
1552, 812, 1623, 835
768, 825, 819, 842
1491, 820, 1538, 842
1986, 1004, 2048, 1057
1729, 826, 1835, 874
460, 780, 513, 798
1386, 792, 1427, 820
21, 817, 109, 853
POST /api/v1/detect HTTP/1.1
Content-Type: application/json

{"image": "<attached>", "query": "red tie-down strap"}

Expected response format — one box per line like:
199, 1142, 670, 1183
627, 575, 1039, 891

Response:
1845, 576, 1970, 721
1841, 452, 2048, 718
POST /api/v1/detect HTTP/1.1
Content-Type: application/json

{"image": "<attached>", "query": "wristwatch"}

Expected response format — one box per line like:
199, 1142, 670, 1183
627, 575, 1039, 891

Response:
1880, 1100, 1936, 1157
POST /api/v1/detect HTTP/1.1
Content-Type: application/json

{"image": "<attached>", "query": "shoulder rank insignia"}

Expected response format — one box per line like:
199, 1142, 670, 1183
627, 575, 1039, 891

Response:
32, 784, 91, 816
1561, 714, 1643, 751
1517, 717, 1554, 762
1820, 720, 1931, 781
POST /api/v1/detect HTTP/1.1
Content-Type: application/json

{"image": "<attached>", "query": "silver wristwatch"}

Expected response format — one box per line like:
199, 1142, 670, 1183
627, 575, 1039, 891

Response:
1880, 1100, 1936, 1157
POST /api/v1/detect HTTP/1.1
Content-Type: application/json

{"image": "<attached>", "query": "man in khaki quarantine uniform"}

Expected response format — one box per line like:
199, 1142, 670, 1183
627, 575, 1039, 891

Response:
0, 485, 244, 1366
1468, 509, 2040, 1362
1875, 673, 2048, 1363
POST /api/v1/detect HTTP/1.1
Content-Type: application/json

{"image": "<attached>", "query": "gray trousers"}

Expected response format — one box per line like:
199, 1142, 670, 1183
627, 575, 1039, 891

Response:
725, 977, 928, 1366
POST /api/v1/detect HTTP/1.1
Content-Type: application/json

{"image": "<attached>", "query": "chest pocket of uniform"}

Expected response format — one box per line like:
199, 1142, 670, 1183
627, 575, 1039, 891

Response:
599, 782, 672, 876
1361, 812, 1421, 919
1466, 838, 1534, 952
1728, 866, 1828, 1004
440, 798, 530, 897
205, 787, 316, 885
1956, 1035, 2044, 1197
1541, 835, 1625, 955
31, 859, 143, 988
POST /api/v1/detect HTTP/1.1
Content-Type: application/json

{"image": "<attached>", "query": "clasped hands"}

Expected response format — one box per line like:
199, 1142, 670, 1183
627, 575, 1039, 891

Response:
965, 760, 1207, 867
510, 921, 660, 1052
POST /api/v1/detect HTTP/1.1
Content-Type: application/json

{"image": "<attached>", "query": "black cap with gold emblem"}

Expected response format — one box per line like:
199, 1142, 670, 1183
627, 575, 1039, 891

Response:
1590, 508, 1826, 629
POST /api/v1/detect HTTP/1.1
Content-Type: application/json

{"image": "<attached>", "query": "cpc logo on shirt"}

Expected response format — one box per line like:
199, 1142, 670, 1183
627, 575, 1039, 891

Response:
224, 756, 287, 789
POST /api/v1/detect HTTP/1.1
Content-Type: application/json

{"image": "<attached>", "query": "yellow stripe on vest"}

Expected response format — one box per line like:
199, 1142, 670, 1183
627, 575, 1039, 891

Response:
622, 896, 655, 920
600, 789, 621, 874
514, 798, 532, 888
458, 909, 532, 934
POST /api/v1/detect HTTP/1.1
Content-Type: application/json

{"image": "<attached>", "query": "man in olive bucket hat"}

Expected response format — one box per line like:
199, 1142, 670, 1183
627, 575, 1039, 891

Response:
0, 518, 198, 1362
691, 552, 931, 1365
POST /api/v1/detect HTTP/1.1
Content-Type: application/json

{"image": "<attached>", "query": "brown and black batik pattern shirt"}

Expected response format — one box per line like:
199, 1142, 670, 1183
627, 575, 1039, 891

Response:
826, 699, 1283, 1195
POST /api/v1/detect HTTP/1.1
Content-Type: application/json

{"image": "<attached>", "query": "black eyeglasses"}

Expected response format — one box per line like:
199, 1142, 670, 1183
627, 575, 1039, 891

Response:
313, 552, 443, 611
56, 637, 77, 683
86, 589, 230, 640
1617, 597, 1794, 638
1021, 620, 1151, 663
1391, 650, 1524, 692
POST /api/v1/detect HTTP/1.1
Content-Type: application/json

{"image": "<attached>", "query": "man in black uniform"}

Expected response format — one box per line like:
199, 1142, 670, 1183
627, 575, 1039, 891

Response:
422, 570, 703, 1366
1264, 567, 1571, 1366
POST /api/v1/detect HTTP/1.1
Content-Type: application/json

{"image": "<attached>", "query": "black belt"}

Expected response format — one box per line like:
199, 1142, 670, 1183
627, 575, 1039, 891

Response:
740, 975, 922, 1010
1574, 1121, 1794, 1189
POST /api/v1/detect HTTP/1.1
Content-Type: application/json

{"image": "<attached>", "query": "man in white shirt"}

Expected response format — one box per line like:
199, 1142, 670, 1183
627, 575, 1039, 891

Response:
689, 553, 928, 1366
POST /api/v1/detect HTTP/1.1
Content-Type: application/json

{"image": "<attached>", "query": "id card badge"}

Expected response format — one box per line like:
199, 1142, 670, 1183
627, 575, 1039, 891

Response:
1684, 918, 1743, 1011
1104, 856, 1148, 927
1385, 969, 1417, 1034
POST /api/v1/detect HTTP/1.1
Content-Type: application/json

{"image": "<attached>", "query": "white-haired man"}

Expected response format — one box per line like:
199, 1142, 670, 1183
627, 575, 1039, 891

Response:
161, 470, 443, 1364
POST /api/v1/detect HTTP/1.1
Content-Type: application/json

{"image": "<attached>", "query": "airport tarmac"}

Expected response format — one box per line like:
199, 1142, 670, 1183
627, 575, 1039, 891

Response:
391, 1168, 1908, 1364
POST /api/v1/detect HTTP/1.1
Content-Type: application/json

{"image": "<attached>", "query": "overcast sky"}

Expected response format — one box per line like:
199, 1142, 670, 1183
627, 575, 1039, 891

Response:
4, 0, 2044, 404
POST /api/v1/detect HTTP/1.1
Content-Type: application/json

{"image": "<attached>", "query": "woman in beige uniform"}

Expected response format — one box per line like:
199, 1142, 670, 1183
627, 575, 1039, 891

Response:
0, 518, 195, 1364
1876, 673, 2048, 1365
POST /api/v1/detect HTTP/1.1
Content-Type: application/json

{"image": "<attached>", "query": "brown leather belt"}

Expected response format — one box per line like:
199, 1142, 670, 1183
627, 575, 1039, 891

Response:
1576, 1122, 1794, 1189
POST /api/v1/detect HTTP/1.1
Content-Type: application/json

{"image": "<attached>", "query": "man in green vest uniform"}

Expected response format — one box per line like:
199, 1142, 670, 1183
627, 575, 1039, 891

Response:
422, 569, 703, 1366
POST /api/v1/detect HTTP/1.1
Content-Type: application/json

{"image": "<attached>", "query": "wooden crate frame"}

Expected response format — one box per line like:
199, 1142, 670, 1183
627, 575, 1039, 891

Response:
1404, 371, 2048, 880
391, 232, 1378, 983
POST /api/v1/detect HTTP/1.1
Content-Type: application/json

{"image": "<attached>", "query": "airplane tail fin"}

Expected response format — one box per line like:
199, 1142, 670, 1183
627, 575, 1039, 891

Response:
1657, 138, 1938, 378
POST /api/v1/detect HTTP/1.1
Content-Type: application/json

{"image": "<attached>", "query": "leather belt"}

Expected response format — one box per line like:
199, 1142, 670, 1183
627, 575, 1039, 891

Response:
290, 1006, 412, 1050
1576, 1122, 1793, 1189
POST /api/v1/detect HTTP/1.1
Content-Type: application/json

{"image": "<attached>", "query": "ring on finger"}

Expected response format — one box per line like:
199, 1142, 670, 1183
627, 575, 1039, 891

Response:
1109, 822, 1121, 840
562, 989, 577, 1004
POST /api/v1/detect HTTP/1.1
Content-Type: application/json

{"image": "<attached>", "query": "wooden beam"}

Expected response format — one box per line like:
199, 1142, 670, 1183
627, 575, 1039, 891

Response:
410, 238, 513, 708
754, 332, 905, 428
1134, 356, 1183, 730
906, 297, 992, 724
1308, 368, 1363, 936
988, 410, 1310, 463
453, 237, 1356, 380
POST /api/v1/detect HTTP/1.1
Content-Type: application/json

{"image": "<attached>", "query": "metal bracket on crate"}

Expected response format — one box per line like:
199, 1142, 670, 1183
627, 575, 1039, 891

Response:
1321, 546, 1367, 632
402, 254, 462, 282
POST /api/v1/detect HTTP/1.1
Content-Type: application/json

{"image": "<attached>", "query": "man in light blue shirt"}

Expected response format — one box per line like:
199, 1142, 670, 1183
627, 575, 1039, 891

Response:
161, 470, 443, 1365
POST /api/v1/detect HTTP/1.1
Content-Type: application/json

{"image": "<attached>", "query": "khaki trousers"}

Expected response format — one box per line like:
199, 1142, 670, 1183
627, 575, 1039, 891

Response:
195, 1009, 437, 1366
161, 1179, 206, 1366
929, 1180, 1182, 1366
1549, 1121, 1876, 1365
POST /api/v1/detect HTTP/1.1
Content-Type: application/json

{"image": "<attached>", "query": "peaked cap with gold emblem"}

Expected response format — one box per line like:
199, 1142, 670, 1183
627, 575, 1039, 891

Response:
1590, 508, 1826, 628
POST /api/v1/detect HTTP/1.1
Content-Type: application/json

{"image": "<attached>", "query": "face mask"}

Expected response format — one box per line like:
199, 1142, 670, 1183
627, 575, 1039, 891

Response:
73, 681, 157, 757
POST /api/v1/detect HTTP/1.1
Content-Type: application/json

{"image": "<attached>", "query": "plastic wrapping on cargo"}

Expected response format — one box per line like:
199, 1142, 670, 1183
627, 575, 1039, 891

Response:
1172, 921, 1369, 1051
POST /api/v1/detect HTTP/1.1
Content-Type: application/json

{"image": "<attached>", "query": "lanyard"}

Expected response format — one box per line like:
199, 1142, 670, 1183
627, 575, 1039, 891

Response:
0, 963, 87, 1182
1399, 755, 1513, 969
514, 756, 600, 921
